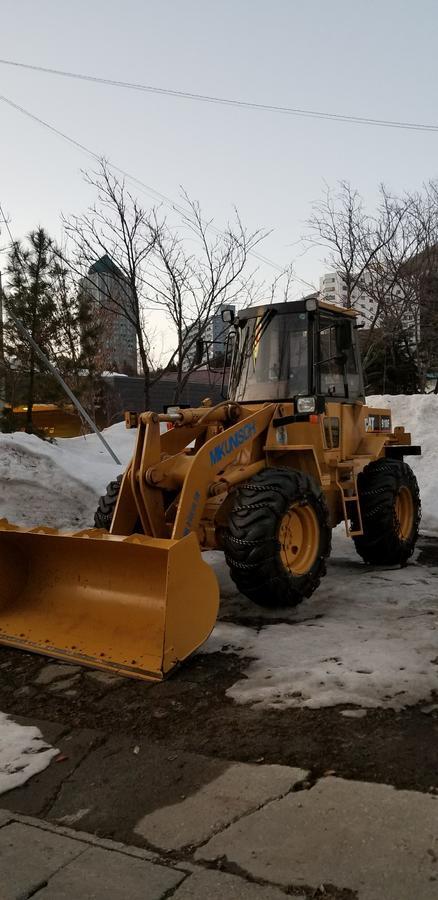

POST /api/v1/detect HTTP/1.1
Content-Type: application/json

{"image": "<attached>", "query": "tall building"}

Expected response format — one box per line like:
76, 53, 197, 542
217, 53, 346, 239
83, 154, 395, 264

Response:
319, 271, 377, 326
182, 301, 235, 371
319, 270, 418, 341
204, 302, 235, 357
80, 255, 137, 375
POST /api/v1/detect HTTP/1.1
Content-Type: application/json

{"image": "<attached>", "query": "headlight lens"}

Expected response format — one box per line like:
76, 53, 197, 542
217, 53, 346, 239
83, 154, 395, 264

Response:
297, 396, 316, 414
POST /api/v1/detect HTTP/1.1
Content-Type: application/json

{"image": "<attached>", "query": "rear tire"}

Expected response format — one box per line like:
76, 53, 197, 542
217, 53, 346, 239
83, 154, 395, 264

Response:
353, 459, 420, 566
222, 468, 331, 608
94, 475, 122, 530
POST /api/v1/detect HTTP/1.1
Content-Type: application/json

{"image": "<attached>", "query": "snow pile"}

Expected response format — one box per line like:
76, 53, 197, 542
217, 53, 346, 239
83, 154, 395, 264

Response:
368, 394, 438, 533
0, 394, 435, 531
0, 713, 58, 795
0, 423, 135, 529
203, 529, 438, 710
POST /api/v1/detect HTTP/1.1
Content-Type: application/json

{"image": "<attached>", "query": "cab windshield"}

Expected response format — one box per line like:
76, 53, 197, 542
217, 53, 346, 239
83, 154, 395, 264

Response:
229, 311, 309, 402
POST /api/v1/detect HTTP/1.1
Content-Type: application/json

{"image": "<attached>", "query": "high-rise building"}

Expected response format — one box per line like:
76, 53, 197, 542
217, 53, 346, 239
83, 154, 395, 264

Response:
80, 255, 137, 375
204, 302, 235, 357
319, 270, 418, 342
319, 271, 377, 326
182, 302, 235, 371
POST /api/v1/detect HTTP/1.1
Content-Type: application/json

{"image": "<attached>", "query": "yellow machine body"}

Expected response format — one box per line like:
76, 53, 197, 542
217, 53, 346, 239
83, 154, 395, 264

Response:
0, 298, 419, 680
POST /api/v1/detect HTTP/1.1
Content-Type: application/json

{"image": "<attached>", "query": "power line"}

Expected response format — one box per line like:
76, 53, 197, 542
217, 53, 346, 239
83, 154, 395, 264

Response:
1, 56, 438, 134
0, 92, 292, 278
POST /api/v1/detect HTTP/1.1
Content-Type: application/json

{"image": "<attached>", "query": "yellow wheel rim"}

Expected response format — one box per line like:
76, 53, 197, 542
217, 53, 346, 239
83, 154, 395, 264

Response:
278, 503, 319, 576
395, 485, 414, 540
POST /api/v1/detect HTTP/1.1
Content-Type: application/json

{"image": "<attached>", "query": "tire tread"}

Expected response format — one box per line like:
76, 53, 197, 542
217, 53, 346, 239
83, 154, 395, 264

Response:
223, 467, 331, 608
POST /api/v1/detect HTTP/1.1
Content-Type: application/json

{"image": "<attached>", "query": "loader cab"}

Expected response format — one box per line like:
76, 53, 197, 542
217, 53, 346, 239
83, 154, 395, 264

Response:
227, 297, 364, 406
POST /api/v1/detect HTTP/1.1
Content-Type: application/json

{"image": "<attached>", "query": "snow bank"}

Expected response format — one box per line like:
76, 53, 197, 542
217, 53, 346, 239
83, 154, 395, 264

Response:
0, 423, 135, 529
0, 394, 434, 531
203, 529, 438, 710
0, 713, 58, 795
368, 394, 438, 533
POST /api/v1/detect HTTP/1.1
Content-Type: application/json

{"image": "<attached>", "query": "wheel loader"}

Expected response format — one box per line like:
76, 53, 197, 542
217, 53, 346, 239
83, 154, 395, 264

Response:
0, 296, 421, 681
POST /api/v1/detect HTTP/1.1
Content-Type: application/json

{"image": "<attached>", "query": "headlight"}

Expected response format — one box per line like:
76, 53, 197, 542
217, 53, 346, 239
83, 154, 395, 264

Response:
296, 396, 316, 414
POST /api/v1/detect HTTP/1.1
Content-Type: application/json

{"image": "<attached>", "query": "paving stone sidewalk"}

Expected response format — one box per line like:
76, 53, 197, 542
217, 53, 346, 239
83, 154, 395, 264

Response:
1, 749, 437, 899
0, 810, 295, 900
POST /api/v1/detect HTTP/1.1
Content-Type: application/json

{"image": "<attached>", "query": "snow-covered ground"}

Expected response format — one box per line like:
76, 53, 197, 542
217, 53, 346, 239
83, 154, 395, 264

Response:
0, 397, 437, 730
368, 393, 438, 533
204, 528, 438, 710
0, 712, 58, 795
200, 393, 438, 712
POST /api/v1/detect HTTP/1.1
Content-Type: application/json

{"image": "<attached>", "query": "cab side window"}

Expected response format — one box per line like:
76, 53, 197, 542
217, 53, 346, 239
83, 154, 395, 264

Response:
318, 315, 360, 398
318, 320, 344, 396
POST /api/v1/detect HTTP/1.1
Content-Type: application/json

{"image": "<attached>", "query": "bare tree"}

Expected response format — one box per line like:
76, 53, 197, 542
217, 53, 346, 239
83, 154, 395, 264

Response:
135, 194, 270, 403
304, 180, 437, 392
65, 161, 273, 407
305, 181, 407, 309
358, 185, 438, 391
63, 161, 156, 406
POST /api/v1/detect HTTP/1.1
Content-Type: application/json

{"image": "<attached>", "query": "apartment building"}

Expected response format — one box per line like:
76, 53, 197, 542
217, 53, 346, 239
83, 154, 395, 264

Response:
80, 255, 137, 375
319, 271, 377, 326
182, 302, 235, 371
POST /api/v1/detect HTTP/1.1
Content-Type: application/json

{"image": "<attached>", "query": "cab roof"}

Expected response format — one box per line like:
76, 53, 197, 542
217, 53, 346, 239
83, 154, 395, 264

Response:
236, 296, 358, 321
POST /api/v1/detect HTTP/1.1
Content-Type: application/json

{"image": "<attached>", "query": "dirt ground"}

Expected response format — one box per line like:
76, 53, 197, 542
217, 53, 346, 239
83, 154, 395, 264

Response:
1, 534, 438, 797
1, 646, 437, 795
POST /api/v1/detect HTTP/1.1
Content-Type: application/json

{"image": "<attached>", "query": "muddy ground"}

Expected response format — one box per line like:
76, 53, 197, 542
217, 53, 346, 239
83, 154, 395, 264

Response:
1, 535, 438, 797
1, 570, 437, 796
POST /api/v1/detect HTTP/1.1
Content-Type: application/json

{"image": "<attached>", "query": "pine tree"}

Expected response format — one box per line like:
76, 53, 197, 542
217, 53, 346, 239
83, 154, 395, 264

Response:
4, 228, 58, 432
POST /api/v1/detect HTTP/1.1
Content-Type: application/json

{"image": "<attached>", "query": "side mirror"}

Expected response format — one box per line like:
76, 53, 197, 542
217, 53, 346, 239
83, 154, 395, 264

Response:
221, 308, 235, 324
336, 320, 353, 353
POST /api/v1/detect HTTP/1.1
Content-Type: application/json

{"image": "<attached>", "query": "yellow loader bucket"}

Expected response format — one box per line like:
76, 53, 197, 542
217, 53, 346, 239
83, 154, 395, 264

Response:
0, 520, 219, 681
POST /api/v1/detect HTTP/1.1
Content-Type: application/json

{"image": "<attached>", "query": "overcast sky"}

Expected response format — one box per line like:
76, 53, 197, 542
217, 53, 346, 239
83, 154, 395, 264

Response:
1, 0, 438, 347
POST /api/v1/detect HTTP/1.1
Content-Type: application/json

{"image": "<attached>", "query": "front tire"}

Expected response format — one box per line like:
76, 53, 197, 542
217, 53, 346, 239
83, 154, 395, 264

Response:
222, 468, 331, 608
353, 459, 420, 566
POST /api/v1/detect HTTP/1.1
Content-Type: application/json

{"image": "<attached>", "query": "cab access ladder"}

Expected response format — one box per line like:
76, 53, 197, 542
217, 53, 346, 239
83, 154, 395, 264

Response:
331, 461, 363, 537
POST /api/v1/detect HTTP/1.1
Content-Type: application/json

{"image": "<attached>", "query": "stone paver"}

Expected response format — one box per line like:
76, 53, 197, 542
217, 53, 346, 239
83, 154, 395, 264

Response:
135, 763, 306, 850
32, 845, 185, 900
0, 821, 85, 900
35, 664, 82, 685
197, 777, 438, 900
172, 868, 300, 899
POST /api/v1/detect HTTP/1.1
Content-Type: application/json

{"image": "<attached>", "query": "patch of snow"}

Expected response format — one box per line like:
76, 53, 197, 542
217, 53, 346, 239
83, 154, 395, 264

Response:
368, 394, 438, 534
203, 529, 438, 711
0, 712, 58, 795
0, 422, 136, 529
